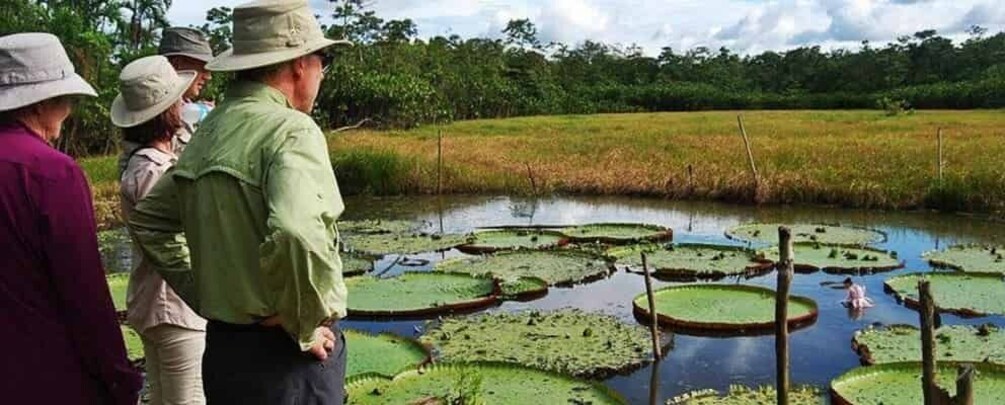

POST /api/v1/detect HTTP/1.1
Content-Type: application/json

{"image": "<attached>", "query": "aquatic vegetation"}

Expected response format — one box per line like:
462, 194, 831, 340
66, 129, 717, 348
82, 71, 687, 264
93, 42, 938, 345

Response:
345, 329, 429, 378
830, 362, 1005, 404
726, 224, 885, 246
852, 325, 1005, 365
121, 325, 144, 364
106, 273, 129, 313
341, 253, 375, 277
610, 243, 773, 281
345, 272, 498, 317
633, 284, 818, 335
344, 232, 469, 255
339, 219, 424, 235
419, 310, 653, 378
560, 223, 673, 245
457, 229, 567, 254
884, 272, 1005, 316
759, 243, 902, 273
346, 362, 626, 404
924, 244, 1005, 273
668, 385, 822, 404
435, 250, 613, 286
498, 277, 548, 301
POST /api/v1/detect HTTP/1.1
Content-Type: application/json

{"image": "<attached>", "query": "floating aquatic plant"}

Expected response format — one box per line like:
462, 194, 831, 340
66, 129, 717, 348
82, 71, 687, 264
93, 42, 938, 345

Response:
758, 243, 902, 274
457, 229, 567, 254
726, 223, 885, 246
338, 219, 424, 235
667, 385, 822, 404
924, 244, 1005, 274
106, 273, 129, 313
830, 362, 1005, 404
345, 272, 498, 317
560, 223, 673, 245
610, 243, 773, 281
852, 324, 1005, 365
435, 250, 613, 286
344, 232, 469, 256
884, 272, 1005, 317
345, 329, 430, 378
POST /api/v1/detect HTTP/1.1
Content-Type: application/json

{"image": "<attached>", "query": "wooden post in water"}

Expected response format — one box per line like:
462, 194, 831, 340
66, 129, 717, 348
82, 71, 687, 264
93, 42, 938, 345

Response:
937, 128, 944, 182
641, 252, 662, 360
737, 115, 761, 201
436, 129, 443, 196
776, 226, 794, 405
955, 364, 975, 405
920, 279, 939, 405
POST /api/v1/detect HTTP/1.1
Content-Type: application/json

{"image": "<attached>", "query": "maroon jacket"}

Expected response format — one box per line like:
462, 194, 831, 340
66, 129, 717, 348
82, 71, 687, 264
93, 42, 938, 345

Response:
0, 122, 142, 405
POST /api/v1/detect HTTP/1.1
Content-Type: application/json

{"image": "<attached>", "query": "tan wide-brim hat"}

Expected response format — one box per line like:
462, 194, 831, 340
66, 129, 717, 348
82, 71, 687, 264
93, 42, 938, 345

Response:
0, 33, 97, 111
111, 55, 196, 128
206, 0, 352, 72
159, 27, 215, 63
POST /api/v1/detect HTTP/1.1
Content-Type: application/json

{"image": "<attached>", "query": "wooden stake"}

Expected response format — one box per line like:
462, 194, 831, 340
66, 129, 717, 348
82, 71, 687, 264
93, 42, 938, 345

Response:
641, 252, 662, 360
687, 164, 694, 194
956, 364, 975, 405
937, 128, 944, 182
737, 115, 760, 200
776, 226, 794, 405
436, 129, 443, 196
920, 279, 938, 405
648, 351, 661, 405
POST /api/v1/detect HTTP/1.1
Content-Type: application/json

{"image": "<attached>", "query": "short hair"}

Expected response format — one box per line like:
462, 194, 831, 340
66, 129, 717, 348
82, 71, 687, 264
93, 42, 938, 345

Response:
122, 104, 184, 146
235, 60, 290, 83
843, 277, 853, 285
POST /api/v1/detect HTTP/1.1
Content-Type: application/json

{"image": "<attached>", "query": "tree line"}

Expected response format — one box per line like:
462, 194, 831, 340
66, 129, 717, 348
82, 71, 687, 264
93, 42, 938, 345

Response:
2, 0, 1004, 156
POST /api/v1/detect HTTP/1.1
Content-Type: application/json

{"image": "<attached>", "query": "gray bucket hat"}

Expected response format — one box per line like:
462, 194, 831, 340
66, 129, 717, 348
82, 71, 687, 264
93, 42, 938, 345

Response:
0, 33, 97, 112
111, 55, 196, 128
206, 0, 351, 72
159, 27, 214, 62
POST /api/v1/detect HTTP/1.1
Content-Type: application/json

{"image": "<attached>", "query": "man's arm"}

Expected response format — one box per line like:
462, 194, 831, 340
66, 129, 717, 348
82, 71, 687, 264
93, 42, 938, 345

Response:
261, 127, 344, 352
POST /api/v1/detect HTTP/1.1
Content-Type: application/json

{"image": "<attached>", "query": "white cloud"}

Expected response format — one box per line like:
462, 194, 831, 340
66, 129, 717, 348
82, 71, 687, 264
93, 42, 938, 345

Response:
166, 0, 1005, 55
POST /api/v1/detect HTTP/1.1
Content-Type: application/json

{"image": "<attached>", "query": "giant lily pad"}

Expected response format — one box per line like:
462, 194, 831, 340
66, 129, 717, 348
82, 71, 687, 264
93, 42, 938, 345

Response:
435, 250, 613, 286
852, 325, 1005, 365
121, 325, 144, 364
924, 244, 1005, 273
633, 284, 818, 335
498, 277, 549, 301
345, 329, 429, 378
759, 243, 902, 274
456, 229, 567, 254
339, 219, 423, 235
344, 232, 469, 256
561, 223, 673, 245
884, 272, 1005, 317
341, 253, 375, 277
346, 272, 498, 317
830, 362, 1005, 404
611, 244, 773, 281
668, 385, 822, 404
346, 362, 626, 405
107, 273, 129, 312
726, 223, 885, 246
419, 310, 653, 378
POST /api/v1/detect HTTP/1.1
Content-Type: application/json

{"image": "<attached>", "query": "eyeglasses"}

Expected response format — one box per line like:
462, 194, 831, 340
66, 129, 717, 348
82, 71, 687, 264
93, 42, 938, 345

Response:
314, 51, 334, 75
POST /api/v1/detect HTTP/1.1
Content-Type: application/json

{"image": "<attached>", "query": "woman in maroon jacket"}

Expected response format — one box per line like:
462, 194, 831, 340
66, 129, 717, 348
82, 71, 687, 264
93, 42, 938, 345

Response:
0, 33, 143, 405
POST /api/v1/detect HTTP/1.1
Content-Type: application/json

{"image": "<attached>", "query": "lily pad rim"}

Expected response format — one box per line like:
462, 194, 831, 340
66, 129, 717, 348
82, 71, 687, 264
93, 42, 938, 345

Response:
850, 324, 1004, 366
560, 222, 674, 244
922, 244, 1005, 272
498, 276, 550, 301
828, 361, 1005, 405
345, 272, 502, 319
618, 243, 776, 280
725, 223, 888, 246
456, 229, 570, 254
344, 232, 470, 256
883, 271, 1005, 317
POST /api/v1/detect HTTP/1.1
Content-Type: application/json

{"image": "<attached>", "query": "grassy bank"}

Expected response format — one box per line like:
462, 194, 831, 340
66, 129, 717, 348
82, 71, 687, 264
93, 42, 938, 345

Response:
82, 110, 1005, 230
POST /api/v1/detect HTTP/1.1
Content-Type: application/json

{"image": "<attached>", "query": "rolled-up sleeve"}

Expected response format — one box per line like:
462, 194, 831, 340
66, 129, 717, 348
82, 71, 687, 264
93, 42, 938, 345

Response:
260, 127, 344, 351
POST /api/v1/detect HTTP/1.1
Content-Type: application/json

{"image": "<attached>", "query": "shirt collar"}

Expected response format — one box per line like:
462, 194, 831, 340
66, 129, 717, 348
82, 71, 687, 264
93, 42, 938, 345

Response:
134, 147, 176, 166
225, 81, 294, 109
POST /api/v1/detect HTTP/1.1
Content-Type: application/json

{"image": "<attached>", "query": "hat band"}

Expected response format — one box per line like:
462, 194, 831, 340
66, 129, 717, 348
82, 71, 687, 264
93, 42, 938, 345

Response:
0, 66, 70, 86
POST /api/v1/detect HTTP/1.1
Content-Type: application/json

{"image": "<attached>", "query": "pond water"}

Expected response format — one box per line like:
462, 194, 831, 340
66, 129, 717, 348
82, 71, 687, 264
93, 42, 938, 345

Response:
103, 195, 1005, 404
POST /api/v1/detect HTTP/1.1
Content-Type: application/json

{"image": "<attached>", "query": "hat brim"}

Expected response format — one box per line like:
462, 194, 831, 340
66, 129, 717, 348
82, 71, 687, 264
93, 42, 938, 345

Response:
206, 38, 352, 72
161, 51, 214, 63
110, 71, 197, 128
0, 73, 97, 112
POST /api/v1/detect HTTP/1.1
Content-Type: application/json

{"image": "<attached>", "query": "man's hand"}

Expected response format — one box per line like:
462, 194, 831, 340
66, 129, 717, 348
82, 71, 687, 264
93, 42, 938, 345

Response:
307, 326, 336, 361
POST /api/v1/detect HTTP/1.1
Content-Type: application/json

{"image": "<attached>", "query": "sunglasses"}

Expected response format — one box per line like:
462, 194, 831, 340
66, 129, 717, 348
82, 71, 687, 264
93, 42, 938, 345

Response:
314, 51, 334, 75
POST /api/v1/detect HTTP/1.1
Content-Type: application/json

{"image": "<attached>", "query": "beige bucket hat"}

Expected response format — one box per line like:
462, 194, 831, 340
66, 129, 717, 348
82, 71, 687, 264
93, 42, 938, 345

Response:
159, 27, 214, 62
0, 33, 97, 112
206, 0, 351, 72
111, 55, 196, 128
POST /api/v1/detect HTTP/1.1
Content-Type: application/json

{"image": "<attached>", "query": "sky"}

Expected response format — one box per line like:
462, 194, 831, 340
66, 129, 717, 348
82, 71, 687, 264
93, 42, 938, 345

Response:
167, 0, 1005, 56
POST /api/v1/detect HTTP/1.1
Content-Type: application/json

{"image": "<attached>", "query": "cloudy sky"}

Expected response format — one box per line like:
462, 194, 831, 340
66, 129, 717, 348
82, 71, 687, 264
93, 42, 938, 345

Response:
168, 0, 1005, 55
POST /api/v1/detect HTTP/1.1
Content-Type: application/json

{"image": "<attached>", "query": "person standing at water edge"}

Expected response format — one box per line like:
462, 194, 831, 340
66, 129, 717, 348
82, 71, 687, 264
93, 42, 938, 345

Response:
118, 26, 216, 174
128, 1, 351, 403
0, 33, 142, 404
114, 55, 207, 405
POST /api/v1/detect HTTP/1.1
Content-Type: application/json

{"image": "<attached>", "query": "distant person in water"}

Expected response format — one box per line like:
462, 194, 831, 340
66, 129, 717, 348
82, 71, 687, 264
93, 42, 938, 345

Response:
842, 277, 874, 309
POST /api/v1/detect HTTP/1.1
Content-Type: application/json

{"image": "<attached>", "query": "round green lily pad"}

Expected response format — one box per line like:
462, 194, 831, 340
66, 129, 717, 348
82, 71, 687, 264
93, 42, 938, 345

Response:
341, 253, 374, 277
346, 362, 626, 405
419, 310, 653, 378
346, 272, 498, 317
560, 223, 673, 245
884, 272, 1005, 317
339, 219, 423, 235
830, 362, 1005, 404
435, 250, 613, 286
633, 284, 818, 335
924, 244, 1005, 273
121, 325, 144, 364
759, 243, 902, 274
726, 223, 885, 246
107, 273, 129, 313
668, 385, 822, 404
610, 243, 773, 281
344, 233, 469, 256
498, 277, 549, 301
852, 324, 1005, 365
345, 329, 430, 378
456, 229, 567, 254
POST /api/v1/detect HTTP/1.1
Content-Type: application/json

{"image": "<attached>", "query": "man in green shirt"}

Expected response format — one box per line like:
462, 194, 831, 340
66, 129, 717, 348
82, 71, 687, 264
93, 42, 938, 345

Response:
127, 1, 351, 402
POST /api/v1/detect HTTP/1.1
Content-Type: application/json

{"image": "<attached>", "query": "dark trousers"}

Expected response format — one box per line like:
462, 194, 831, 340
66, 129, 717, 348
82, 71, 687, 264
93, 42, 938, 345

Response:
203, 321, 346, 405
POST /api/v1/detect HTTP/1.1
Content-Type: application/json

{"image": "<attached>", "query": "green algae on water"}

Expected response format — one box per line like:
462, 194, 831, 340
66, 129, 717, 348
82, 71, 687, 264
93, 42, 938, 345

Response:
668, 385, 823, 404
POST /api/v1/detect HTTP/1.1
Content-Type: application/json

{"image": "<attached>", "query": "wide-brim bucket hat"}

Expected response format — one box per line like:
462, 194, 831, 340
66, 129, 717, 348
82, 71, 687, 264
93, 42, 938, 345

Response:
0, 33, 97, 111
159, 27, 215, 63
111, 55, 196, 128
206, 0, 351, 72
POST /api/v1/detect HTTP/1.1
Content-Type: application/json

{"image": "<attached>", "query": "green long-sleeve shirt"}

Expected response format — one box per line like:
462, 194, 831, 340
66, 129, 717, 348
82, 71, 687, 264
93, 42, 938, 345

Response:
128, 81, 346, 351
